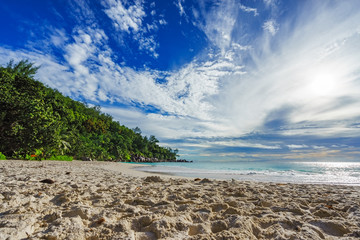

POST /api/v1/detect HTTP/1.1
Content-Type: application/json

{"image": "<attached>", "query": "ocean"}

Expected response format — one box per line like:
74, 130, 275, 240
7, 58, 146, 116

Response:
133, 160, 360, 186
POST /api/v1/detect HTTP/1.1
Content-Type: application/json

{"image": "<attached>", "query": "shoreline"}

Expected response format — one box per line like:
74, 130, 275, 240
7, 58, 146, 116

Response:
1, 160, 360, 239
125, 161, 360, 186
96, 161, 192, 179
129, 160, 360, 186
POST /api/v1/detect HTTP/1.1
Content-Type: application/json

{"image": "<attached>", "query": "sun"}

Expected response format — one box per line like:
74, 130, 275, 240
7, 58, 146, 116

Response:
308, 72, 337, 97
303, 64, 342, 99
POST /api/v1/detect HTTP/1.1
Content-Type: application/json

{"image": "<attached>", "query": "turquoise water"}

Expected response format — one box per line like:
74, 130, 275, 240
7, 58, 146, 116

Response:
134, 161, 360, 185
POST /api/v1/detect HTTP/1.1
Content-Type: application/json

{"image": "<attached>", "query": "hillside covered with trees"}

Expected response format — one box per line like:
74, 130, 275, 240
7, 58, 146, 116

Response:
0, 60, 179, 161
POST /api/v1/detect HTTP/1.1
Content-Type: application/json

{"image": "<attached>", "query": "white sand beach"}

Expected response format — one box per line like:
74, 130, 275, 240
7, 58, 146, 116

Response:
1, 160, 360, 239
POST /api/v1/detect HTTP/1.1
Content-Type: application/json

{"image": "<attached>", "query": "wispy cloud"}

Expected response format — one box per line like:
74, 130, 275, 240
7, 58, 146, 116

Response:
175, 0, 186, 17
262, 19, 278, 36
216, 1, 360, 139
287, 144, 308, 149
68, 0, 97, 25
263, 0, 275, 8
196, 0, 239, 51
49, 29, 68, 48
239, 4, 258, 16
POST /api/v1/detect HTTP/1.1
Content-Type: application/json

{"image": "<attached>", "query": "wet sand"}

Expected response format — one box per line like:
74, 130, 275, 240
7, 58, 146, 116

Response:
1, 160, 360, 239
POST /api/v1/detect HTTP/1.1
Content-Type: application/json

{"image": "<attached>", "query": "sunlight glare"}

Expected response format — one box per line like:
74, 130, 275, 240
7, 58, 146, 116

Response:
305, 65, 341, 98
309, 72, 337, 97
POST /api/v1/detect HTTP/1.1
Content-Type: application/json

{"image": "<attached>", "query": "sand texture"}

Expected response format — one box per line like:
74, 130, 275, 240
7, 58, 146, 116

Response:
1, 160, 360, 239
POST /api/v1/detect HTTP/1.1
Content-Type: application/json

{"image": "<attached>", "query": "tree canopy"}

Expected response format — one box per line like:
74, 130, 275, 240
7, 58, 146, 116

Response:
0, 60, 178, 161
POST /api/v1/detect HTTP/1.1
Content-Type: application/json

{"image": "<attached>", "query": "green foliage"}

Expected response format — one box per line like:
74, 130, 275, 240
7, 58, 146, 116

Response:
25, 149, 45, 161
0, 152, 6, 160
0, 60, 179, 161
48, 155, 73, 161
5, 60, 40, 78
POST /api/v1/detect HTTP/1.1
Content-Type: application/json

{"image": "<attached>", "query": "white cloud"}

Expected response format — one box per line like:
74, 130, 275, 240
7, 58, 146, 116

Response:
212, 140, 281, 150
198, 0, 238, 51
287, 144, 308, 149
69, 0, 97, 23
239, 4, 258, 16
101, 106, 145, 125
103, 0, 145, 33
263, 19, 278, 36
64, 28, 109, 100
12, 24, 243, 140
101, 107, 222, 143
102, 0, 166, 58
313, 145, 327, 150
175, 0, 186, 17
159, 19, 167, 25
50, 29, 68, 47
136, 34, 159, 58
263, 0, 275, 8
193, 0, 257, 54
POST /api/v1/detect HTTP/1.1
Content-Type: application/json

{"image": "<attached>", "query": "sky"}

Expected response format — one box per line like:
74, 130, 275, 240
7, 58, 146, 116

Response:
1, 0, 360, 162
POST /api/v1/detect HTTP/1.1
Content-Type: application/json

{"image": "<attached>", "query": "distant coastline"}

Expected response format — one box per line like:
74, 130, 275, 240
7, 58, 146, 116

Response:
81, 155, 193, 163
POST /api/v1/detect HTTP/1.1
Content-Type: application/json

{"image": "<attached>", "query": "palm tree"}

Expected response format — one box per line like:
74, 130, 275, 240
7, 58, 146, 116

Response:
5, 59, 40, 78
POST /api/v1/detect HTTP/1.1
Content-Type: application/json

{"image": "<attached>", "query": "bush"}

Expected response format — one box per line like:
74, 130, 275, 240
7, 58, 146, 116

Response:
0, 152, 6, 160
25, 149, 44, 160
48, 155, 73, 161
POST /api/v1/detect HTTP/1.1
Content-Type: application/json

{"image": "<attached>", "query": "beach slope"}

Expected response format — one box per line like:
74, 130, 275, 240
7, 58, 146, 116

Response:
0, 160, 359, 239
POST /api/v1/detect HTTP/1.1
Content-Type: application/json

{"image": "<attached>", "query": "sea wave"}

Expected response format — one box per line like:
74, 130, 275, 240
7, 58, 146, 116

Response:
135, 161, 360, 186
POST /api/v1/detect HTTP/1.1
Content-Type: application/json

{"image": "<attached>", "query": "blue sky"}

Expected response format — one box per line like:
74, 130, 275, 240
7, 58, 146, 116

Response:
1, 0, 360, 162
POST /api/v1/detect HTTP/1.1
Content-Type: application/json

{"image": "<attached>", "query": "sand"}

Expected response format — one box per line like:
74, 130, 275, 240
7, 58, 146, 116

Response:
1, 160, 360, 239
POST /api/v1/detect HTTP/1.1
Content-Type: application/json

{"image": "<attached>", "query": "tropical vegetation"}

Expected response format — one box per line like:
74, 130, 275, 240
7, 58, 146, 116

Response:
0, 60, 178, 161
